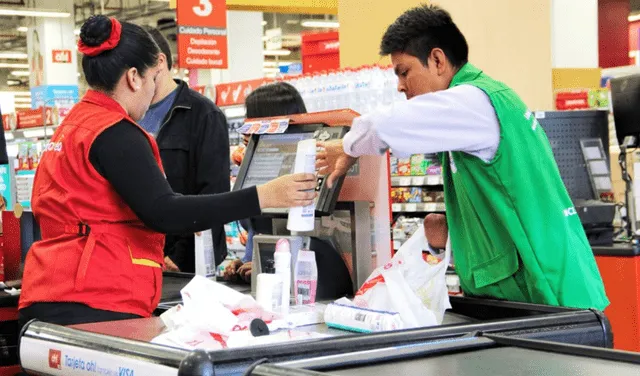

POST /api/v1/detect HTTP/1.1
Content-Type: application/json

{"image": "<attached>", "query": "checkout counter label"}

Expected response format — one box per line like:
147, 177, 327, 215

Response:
20, 337, 178, 376
239, 118, 290, 135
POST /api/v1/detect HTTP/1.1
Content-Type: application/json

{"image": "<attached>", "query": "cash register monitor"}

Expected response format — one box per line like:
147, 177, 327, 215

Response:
611, 73, 640, 147
234, 124, 348, 215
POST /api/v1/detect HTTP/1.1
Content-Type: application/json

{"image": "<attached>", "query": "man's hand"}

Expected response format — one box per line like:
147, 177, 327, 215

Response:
164, 256, 180, 272
424, 214, 448, 250
316, 140, 358, 188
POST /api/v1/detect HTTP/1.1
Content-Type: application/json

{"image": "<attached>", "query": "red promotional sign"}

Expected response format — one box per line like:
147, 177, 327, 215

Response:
2, 114, 15, 131
52, 49, 72, 64
16, 107, 55, 129
215, 78, 273, 107
177, 0, 228, 69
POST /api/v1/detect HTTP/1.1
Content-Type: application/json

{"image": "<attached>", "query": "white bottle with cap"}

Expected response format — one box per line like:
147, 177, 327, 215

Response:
287, 138, 317, 232
274, 238, 292, 314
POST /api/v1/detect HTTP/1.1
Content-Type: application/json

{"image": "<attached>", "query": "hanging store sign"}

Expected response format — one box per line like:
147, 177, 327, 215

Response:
215, 78, 273, 107
176, 0, 228, 69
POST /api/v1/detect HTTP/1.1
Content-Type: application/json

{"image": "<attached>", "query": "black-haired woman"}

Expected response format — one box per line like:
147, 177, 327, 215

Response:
18, 16, 316, 326
224, 82, 308, 283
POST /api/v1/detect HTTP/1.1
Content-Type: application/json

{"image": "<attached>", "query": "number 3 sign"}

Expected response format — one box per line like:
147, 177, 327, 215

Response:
177, 0, 227, 29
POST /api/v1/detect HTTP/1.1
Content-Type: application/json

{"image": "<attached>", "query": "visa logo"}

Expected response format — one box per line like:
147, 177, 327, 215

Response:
119, 367, 135, 376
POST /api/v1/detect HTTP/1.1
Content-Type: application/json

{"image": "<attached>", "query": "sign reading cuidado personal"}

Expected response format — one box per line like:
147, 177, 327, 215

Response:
176, 0, 228, 69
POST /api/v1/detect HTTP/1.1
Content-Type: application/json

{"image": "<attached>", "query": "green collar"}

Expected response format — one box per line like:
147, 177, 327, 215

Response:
448, 63, 483, 88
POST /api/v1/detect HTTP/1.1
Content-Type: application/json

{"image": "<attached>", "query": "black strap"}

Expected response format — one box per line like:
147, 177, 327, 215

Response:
78, 223, 91, 237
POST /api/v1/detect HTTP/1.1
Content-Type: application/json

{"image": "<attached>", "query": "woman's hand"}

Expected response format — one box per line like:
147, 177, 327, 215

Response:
223, 259, 244, 281
237, 261, 253, 283
256, 173, 317, 209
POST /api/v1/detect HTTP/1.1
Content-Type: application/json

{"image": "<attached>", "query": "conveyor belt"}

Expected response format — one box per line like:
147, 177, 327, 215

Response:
329, 347, 639, 376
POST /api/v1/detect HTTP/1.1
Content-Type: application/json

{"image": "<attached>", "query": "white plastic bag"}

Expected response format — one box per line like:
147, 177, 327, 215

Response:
353, 230, 451, 328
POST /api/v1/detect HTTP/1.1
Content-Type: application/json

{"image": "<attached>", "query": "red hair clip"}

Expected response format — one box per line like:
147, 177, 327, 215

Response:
77, 18, 122, 57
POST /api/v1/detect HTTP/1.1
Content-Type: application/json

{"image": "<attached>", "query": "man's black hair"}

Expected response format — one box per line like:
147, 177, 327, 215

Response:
80, 15, 160, 92
380, 4, 469, 68
245, 82, 307, 118
144, 26, 173, 70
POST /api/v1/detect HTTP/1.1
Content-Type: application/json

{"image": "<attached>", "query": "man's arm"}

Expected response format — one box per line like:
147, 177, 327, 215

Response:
343, 84, 500, 161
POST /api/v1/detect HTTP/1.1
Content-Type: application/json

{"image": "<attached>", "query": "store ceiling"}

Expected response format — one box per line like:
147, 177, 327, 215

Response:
0, 0, 336, 91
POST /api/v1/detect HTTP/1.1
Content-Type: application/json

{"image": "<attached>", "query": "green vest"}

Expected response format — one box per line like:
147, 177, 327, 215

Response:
441, 63, 609, 310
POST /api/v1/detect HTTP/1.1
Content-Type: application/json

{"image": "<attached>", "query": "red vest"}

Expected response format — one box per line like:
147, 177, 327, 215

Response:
19, 90, 166, 317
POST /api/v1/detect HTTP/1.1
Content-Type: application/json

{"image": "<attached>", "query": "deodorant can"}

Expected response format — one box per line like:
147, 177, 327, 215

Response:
287, 138, 317, 232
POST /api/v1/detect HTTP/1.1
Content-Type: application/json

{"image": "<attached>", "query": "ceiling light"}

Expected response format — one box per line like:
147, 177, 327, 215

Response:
16, 26, 27, 32
263, 67, 280, 73
262, 20, 267, 26
74, 29, 80, 35
263, 61, 278, 67
629, 14, 640, 22
0, 52, 27, 60
0, 8, 70, 18
263, 49, 291, 56
301, 20, 339, 28
0, 63, 28, 68
14, 97, 31, 103
10, 70, 29, 77
286, 20, 300, 25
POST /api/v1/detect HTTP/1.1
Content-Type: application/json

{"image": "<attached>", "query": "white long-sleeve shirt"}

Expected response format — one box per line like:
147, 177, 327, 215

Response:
343, 84, 501, 162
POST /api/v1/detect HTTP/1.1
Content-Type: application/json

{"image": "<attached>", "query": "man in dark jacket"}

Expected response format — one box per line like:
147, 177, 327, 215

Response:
143, 27, 230, 272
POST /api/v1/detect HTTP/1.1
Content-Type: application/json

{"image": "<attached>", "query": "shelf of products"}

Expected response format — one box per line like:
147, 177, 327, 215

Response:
392, 202, 446, 213
391, 175, 443, 187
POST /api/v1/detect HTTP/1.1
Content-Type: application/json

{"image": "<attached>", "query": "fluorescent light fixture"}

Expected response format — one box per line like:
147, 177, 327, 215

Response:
4, 133, 13, 141
0, 52, 27, 59
74, 29, 80, 35
263, 61, 278, 67
263, 49, 291, 56
10, 70, 29, 77
629, 13, 640, 22
0, 63, 28, 68
16, 26, 27, 32
14, 97, 31, 103
301, 20, 339, 28
0, 8, 70, 18
263, 67, 280, 73
262, 20, 267, 26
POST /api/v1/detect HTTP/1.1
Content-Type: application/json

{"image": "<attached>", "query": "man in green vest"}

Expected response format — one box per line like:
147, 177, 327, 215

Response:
317, 4, 609, 310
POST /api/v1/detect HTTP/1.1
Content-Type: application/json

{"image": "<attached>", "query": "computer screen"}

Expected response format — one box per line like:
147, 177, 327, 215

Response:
240, 132, 315, 189
611, 73, 640, 146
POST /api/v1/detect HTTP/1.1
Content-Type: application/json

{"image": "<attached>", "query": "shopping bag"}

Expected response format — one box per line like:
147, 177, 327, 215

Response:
353, 229, 451, 328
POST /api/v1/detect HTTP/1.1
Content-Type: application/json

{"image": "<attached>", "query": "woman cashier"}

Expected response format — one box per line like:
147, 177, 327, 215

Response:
18, 15, 316, 327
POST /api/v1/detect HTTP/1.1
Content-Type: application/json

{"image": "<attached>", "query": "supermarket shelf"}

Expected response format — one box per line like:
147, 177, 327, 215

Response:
392, 202, 446, 213
5, 125, 58, 141
391, 175, 443, 187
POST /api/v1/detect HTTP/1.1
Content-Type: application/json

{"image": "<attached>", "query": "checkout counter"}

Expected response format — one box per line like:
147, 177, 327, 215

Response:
13, 111, 625, 374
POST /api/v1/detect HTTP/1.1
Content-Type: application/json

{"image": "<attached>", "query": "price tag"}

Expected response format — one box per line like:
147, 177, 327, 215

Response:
424, 203, 437, 212
405, 203, 417, 212
391, 203, 402, 212
426, 175, 441, 185
412, 176, 426, 186
399, 177, 412, 186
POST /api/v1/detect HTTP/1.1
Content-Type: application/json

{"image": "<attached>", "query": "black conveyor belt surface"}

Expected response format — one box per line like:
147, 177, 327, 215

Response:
329, 347, 639, 376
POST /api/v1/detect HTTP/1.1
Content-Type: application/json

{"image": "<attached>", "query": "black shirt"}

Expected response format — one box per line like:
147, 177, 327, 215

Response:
88, 120, 260, 234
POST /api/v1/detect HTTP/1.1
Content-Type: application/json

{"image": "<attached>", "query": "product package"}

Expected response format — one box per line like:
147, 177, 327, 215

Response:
390, 157, 399, 176
397, 158, 411, 176
410, 154, 425, 176
407, 187, 423, 203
